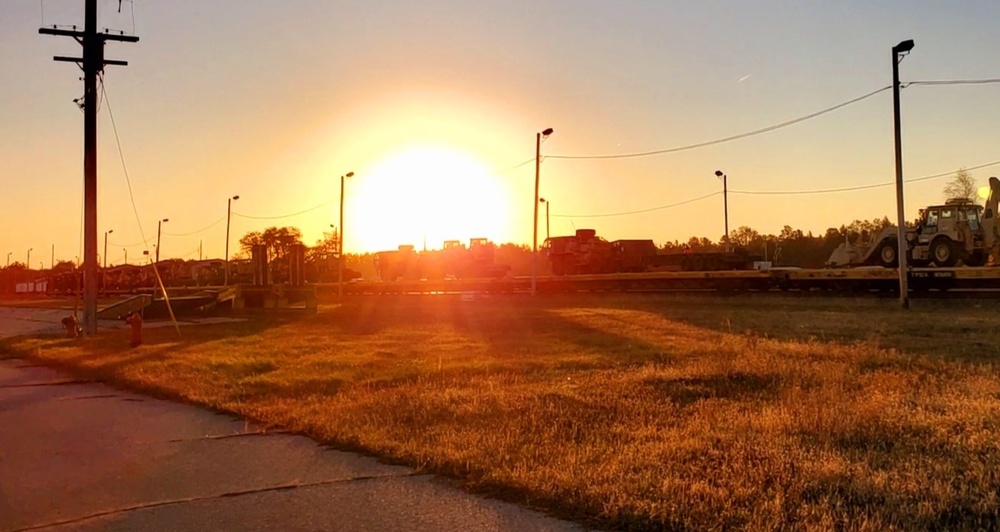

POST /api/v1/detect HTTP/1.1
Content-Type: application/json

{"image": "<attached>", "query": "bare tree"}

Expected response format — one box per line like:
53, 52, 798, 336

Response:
944, 168, 977, 202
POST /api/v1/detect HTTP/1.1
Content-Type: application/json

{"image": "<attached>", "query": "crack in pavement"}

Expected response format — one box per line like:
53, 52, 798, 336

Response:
167, 430, 291, 443
57, 394, 120, 401
8, 472, 426, 532
0, 380, 97, 389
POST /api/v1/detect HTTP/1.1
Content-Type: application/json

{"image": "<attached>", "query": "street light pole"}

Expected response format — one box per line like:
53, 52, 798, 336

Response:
892, 39, 915, 309
6, 252, 10, 268
339, 171, 355, 298
27, 248, 32, 270
156, 218, 169, 263
103, 229, 113, 268
714, 171, 730, 250
532, 128, 554, 296
124, 248, 127, 266
225, 195, 239, 285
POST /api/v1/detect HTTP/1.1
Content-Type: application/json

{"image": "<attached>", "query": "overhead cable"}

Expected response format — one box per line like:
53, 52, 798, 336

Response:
102, 75, 181, 335
233, 198, 337, 220
540, 78, 997, 162
546, 86, 892, 160
731, 159, 1000, 195
905, 78, 1000, 87
162, 216, 226, 237
109, 236, 156, 248
551, 158, 1000, 218
552, 191, 721, 218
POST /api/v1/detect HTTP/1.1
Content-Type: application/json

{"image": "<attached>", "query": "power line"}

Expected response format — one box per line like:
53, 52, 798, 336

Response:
232, 198, 337, 220
101, 74, 152, 255
547, 86, 892, 160
162, 215, 226, 237
905, 78, 1000, 87
109, 235, 155, 248
552, 191, 721, 218
550, 158, 1000, 218
731, 159, 1000, 195
541, 78, 998, 162
498, 157, 535, 174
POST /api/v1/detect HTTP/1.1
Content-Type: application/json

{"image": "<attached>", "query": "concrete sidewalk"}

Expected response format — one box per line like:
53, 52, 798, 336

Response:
0, 306, 241, 341
0, 360, 580, 531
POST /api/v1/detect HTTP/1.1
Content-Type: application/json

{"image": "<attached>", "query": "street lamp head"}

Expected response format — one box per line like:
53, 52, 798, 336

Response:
894, 39, 915, 54
108, 229, 114, 234
715, 170, 725, 177
541, 128, 554, 137
232, 195, 240, 201
344, 171, 355, 178
162, 218, 169, 223
539, 197, 546, 203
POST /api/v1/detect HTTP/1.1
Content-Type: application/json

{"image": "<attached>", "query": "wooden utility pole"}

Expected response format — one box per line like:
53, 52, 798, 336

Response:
40, 0, 138, 335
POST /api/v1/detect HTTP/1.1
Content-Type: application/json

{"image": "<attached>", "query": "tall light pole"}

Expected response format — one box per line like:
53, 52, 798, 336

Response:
124, 248, 127, 266
225, 195, 239, 285
27, 248, 32, 270
532, 128, 554, 296
103, 229, 113, 268
893, 39, 915, 309
51, 244, 54, 269
714, 171, 730, 250
155, 218, 169, 263
6, 252, 10, 268
338, 171, 354, 298
539, 198, 550, 240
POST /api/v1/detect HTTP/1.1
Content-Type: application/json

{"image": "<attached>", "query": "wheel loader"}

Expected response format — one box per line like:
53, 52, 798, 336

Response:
826, 176, 1000, 268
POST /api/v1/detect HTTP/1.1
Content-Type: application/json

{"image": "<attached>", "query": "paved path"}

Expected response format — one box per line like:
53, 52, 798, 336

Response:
0, 307, 69, 339
0, 307, 242, 340
0, 360, 580, 531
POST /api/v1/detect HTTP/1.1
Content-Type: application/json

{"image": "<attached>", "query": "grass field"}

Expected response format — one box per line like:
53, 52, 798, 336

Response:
4, 294, 1000, 530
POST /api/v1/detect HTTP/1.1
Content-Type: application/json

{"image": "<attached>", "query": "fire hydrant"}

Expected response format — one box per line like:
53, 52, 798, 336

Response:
61, 315, 81, 338
125, 312, 143, 348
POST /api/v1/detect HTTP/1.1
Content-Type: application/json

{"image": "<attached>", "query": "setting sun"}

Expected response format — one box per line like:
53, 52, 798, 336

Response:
349, 145, 515, 252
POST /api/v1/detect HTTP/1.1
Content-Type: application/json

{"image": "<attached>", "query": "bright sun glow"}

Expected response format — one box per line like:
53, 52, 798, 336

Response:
348, 145, 514, 252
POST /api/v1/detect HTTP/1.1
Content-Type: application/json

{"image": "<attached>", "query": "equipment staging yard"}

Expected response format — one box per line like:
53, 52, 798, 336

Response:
3, 292, 1000, 530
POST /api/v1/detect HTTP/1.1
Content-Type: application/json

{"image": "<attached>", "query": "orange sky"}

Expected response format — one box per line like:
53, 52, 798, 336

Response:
2, 1, 999, 264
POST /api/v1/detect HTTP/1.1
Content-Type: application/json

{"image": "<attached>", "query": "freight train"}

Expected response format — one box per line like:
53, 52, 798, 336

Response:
41, 254, 360, 294
544, 229, 763, 275
374, 238, 510, 281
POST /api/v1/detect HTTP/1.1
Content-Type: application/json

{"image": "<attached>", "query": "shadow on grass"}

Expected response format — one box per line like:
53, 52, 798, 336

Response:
583, 293, 1000, 363
321, 295, 677, 371
3, 315, 294, 381
642, 372, 782, 405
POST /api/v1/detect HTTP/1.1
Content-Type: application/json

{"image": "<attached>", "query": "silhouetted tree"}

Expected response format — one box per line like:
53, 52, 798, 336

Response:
239, 226, 303, 262
944, 168, 977, 202
729, 226, 760, 247
308, 229, 341, 262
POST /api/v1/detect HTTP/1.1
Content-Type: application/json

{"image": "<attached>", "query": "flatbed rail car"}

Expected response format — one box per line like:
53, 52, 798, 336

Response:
337, 266, 1000, 295
772, 266, 1000, 292
338, 270, 774, 295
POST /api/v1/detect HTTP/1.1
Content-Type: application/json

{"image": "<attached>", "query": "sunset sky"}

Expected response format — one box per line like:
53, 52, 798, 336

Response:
2, 1, 999, 264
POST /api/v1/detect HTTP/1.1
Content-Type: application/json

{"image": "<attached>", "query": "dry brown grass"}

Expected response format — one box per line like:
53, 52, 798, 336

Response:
4, 294, 1000, 530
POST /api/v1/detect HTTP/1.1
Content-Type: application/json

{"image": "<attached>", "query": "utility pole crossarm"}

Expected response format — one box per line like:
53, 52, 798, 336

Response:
39, 27, 139, 43
38, 27, 85, 38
